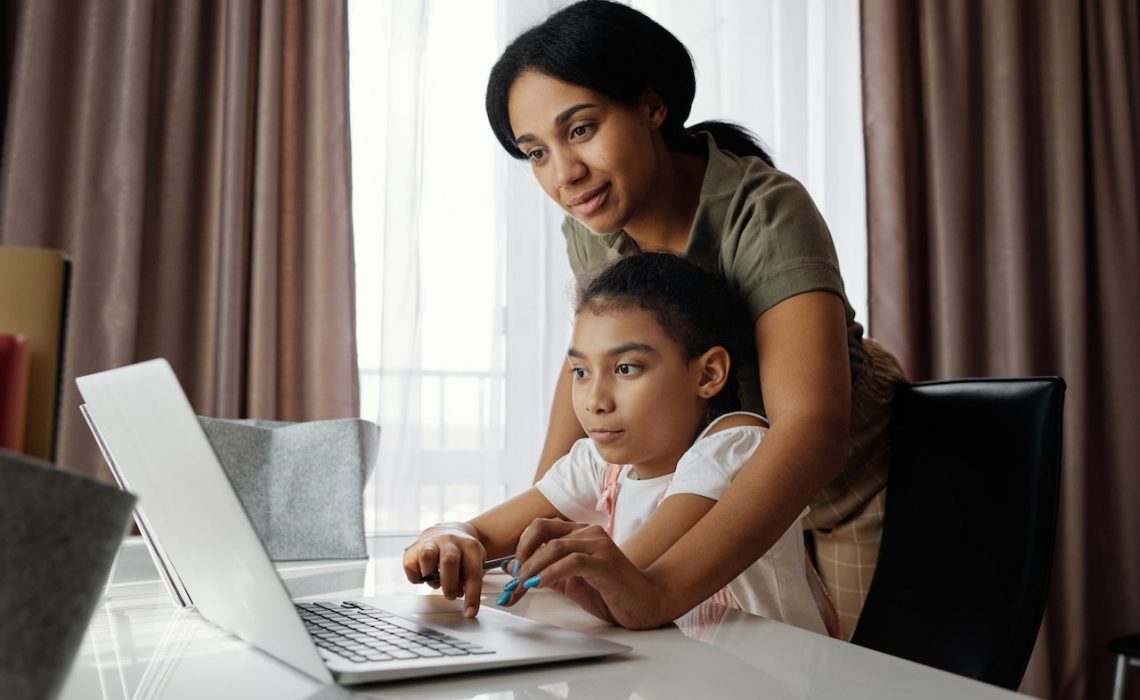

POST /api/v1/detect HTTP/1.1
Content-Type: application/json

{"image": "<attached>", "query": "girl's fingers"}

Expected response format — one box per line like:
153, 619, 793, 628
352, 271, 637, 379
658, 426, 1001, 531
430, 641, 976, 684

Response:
404, 542, 437, 584
417, 543, 444, 589
437, 542, 463, 599
461, 546, 486, 617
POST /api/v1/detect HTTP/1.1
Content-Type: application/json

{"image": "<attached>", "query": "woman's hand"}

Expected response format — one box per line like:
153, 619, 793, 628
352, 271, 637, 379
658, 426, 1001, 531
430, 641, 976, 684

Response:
402, 523, 486, 617
498, 519, 669, 630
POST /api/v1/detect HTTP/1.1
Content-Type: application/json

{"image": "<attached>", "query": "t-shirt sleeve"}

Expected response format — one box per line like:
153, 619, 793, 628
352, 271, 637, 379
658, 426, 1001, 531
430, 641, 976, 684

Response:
663, 427, 766, 502
535, 438, 609, 525
724, 170, 848, 322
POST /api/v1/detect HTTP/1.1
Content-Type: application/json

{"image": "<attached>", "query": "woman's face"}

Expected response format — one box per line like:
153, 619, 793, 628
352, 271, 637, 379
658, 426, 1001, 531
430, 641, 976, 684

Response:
567, 306, 706, 475
507, 71, 665, 235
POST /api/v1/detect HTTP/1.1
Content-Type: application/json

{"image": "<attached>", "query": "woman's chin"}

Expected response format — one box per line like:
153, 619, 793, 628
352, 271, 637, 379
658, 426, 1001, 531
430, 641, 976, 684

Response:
571, 212, 624, 236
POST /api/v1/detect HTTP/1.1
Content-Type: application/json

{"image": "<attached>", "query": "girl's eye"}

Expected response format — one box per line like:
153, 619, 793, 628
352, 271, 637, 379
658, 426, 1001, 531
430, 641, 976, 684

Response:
526, 148, 547, 162
570, 367, 588, 379
616, 363, 640, 376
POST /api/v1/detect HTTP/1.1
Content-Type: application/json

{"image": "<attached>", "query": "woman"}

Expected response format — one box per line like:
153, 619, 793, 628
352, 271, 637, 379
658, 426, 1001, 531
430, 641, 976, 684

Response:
481, 0, 906, 636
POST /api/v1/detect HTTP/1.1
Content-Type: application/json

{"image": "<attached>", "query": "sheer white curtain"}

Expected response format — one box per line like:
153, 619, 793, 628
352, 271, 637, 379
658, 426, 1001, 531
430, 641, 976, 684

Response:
349, 0, 866, 535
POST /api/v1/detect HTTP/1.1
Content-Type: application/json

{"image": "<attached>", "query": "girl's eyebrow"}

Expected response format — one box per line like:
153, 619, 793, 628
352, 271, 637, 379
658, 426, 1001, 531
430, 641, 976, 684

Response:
515, 103, 598, 146
567, 342, 656, 359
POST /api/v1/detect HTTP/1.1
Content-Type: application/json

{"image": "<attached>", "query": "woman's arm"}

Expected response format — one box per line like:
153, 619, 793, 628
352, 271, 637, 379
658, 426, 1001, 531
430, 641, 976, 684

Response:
505, 291, 851, 628
620, 415, 767, 568
620, 494, 717, 568
533, 359, 587, 482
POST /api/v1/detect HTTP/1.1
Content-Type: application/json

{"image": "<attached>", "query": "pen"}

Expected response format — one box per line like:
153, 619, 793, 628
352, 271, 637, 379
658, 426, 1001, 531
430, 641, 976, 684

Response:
421, 555, 514, 583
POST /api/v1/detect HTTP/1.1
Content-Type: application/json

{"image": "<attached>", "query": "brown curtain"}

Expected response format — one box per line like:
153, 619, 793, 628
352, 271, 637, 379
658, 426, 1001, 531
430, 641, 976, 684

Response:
0, 0, 359, 478
863, 0, 1140, 698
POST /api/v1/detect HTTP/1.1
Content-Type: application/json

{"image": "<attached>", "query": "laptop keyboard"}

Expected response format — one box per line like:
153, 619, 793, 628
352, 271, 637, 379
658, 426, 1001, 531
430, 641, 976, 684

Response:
296, 601, 496, 665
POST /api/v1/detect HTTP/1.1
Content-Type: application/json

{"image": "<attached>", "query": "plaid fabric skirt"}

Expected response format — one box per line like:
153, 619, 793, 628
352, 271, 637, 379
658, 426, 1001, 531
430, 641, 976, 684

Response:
803, 337, 908, 639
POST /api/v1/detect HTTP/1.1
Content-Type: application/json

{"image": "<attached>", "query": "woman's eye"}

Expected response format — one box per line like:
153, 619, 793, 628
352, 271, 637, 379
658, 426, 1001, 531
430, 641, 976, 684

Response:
570, 367, 588, 379
570, 124, 592, 139
616, 363, 640, 376
526, 148, 546, 162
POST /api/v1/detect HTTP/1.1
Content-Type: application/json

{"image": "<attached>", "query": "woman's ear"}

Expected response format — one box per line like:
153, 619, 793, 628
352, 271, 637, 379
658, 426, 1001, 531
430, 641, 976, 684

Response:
694, 346, 730, 399
640, 89, 668, 129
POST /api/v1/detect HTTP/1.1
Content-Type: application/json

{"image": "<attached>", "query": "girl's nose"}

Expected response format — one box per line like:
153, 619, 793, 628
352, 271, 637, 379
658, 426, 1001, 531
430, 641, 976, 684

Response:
585, 382, 614, 414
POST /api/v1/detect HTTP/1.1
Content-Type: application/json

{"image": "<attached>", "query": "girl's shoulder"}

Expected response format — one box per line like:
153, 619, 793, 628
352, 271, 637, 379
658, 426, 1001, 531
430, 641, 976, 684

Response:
698, 411, 769, 440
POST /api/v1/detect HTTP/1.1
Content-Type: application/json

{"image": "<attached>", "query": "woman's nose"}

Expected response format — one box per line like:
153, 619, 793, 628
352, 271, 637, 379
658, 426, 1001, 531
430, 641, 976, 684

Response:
553, 149, 587, 188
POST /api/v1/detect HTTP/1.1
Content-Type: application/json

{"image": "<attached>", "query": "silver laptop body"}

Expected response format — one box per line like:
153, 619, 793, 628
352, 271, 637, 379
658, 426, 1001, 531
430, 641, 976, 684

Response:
77, 359, 629, 685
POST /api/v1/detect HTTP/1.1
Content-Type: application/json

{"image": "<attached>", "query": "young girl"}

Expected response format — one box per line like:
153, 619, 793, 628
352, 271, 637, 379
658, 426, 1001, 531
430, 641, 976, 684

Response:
404, 253, 832, 636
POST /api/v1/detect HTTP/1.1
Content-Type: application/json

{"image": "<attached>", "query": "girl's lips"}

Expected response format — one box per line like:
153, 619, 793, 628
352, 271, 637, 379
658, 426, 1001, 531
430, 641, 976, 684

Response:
569, 184, 610, 217
590, 429, 623, 444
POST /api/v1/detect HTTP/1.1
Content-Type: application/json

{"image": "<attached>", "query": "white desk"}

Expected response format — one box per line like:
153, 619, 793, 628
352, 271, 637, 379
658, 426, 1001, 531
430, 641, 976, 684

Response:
61, 536, 1036, 699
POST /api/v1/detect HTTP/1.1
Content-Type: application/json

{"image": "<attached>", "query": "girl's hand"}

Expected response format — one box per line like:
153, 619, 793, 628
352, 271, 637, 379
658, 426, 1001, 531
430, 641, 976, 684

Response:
498, 519, 668, 630
402, 524, 487, 617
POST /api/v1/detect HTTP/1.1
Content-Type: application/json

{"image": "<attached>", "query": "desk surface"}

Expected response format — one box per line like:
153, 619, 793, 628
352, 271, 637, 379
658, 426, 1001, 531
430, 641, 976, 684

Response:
61, 536, 1035, 700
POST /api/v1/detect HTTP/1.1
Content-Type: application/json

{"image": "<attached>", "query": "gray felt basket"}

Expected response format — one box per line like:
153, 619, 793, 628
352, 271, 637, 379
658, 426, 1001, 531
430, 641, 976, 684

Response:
197, 417, 380, 561
0, 449, 136, 700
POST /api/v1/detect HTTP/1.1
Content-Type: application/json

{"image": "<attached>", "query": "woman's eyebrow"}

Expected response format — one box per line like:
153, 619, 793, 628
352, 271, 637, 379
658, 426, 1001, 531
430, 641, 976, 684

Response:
515, 103, 598, 146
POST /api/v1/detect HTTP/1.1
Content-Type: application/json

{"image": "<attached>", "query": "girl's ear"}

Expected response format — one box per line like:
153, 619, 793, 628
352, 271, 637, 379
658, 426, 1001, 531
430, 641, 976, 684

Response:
695, 346, 731, 399
640, 89, 668, 129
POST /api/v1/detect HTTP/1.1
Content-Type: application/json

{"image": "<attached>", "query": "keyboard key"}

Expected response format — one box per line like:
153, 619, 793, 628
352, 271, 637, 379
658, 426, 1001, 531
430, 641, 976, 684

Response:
440, 648, 470, 656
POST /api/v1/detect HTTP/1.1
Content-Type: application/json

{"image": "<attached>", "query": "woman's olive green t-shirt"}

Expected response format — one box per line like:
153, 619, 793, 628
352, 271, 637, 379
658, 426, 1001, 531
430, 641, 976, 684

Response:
561, 134, 867, 418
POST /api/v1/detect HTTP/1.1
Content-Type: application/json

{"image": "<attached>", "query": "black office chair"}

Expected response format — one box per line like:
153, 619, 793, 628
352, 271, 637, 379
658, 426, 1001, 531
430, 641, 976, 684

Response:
851, 377, 1065, 690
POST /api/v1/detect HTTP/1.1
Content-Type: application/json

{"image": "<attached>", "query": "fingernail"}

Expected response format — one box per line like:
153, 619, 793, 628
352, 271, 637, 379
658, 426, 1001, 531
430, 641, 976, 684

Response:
512, 560, 520, 576
496, 591, 512, 606
500, 559, 515, 573
465, 606, 477, 618
523, 575, 541, 589
502, 578, 520, 593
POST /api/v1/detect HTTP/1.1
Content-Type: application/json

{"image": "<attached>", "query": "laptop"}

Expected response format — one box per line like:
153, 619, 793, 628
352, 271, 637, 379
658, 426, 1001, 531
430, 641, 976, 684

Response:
77, 359, 629, 685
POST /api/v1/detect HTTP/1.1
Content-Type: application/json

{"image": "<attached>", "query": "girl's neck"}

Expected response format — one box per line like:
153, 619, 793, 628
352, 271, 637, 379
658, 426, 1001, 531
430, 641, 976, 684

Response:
623, 144, 707, 254
628, 420, 706, 480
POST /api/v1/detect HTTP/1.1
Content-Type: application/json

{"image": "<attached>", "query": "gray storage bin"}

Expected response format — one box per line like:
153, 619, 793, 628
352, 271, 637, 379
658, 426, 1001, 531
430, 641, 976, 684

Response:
198, 417, 379, 561
0, 449, 136, 700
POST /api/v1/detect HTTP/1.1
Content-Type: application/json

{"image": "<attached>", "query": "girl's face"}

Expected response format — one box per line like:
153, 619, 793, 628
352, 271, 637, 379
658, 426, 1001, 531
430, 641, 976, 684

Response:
507, 71, 666, 235
567, 307, 710, 476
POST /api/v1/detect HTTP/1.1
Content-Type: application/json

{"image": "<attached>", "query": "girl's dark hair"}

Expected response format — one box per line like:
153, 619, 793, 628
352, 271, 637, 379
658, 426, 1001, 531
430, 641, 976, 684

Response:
486, 0, 774, 167
576, 252, 741, 418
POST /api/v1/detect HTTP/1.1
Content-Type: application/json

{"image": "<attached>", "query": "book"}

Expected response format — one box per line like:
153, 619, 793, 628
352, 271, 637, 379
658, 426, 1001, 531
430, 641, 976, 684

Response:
0, 334, 31, 451
0, 247, 71, 461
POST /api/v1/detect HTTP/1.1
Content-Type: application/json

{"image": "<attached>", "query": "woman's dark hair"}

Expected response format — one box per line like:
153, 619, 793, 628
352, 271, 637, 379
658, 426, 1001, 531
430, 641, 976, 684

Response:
486, 0, 774, 167
576, 252, 741, 417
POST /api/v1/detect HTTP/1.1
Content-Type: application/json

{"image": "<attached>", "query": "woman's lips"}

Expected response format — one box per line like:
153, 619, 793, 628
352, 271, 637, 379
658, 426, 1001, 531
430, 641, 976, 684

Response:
568, 184, 610, 217
590, 429, 623, 444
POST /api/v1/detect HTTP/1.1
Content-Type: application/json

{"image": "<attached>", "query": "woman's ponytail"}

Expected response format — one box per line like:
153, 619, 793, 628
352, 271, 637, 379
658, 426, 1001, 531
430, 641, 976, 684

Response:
686, 120, 775, 168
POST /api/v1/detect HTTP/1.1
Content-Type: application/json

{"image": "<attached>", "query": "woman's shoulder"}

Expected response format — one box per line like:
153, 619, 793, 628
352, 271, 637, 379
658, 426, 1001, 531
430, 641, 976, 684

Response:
701, 133, 818, 213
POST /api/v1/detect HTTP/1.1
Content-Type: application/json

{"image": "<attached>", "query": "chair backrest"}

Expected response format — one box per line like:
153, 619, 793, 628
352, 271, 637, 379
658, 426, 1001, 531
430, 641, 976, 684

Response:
850, 377, 1065, 690
0, 246, 71, 461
